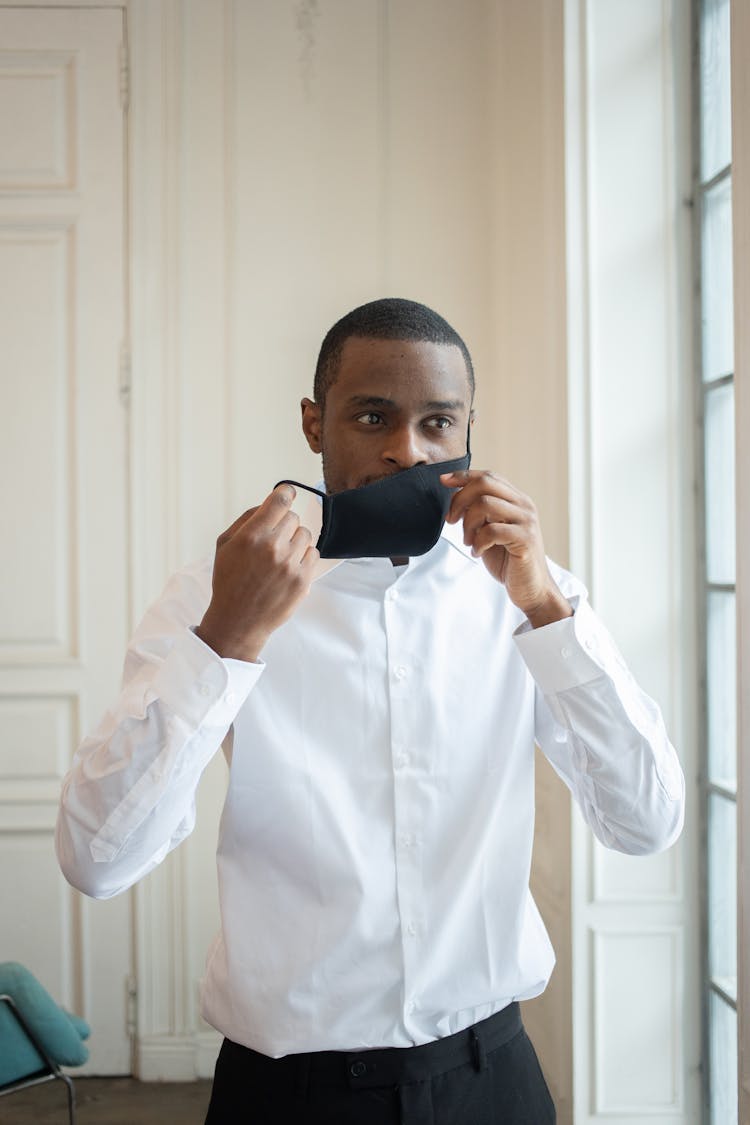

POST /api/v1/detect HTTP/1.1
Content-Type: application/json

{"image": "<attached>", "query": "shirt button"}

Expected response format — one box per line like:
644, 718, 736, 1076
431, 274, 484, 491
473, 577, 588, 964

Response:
407, 921, 417, 936
400, 833, 415, 848
560, 646, 571, 659
407, 998, 418, 1014
199, 682, 212, 696
396, 752, 410, 769
225, 691, 236, 706
386, 587, 399, 601
394, 665, 408, 680
350, 1060, 367, 1078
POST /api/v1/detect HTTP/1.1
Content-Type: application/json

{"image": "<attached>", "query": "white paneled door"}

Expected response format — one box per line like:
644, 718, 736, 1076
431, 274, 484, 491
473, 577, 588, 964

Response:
0, 6, 131, 1073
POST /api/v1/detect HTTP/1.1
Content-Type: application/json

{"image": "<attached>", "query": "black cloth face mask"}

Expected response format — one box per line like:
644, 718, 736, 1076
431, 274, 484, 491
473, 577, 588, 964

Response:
278, 427, 471, 559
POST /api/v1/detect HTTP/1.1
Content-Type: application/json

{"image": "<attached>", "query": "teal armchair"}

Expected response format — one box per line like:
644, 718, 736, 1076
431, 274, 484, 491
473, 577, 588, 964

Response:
0, 961, 91, 1124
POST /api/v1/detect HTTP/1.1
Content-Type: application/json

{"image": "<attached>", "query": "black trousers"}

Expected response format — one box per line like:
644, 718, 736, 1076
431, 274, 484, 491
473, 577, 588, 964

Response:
204, 1003, 556, 1124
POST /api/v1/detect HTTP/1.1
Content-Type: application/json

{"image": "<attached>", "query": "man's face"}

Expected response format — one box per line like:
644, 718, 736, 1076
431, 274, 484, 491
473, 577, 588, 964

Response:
301, 337, 473, 494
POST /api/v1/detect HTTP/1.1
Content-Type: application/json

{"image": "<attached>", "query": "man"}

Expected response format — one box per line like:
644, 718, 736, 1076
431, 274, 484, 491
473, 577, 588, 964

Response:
57, 298, 685, 1124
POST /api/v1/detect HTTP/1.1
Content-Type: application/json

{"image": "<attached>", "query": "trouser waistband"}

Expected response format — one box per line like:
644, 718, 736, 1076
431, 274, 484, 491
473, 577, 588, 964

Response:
227, 1003, 523, 1092
339, 1002, 522, 1090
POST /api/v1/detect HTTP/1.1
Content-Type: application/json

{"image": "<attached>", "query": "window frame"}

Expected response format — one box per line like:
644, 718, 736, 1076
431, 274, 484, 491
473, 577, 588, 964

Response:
728, 0, 750, 1118
693, 0, 738, 1121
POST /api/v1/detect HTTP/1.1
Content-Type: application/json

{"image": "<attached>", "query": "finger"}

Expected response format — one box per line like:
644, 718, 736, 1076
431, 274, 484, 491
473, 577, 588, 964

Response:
439, 469, 482, 485
460, 497, 525, 543
440, 469, 517, 489
441, 469, 493, 516
300, 542, 321, 571
274, 510, 302, 543
470, 520, 527, 557
247, 483, 297, 532
288, 522, 313, 562
216, 507, 260, 547
444, 475, 526, 525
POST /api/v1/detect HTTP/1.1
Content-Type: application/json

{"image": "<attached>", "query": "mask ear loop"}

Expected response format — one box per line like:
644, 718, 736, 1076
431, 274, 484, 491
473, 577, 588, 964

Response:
273, 479, 340, 571
274, 479, 326, 499
274, 478, 327, 546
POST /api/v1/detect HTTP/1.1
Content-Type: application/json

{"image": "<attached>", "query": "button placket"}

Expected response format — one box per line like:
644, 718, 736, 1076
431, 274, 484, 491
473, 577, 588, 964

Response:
392, 794, 423, 997
383, 583, 424, 1008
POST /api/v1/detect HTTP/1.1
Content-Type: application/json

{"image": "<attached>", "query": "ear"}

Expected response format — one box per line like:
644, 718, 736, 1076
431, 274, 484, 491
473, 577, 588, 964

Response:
301, 397, 323, 454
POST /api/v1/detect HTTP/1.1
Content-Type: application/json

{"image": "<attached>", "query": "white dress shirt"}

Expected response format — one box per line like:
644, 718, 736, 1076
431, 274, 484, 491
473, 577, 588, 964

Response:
56, 519, 684, 1058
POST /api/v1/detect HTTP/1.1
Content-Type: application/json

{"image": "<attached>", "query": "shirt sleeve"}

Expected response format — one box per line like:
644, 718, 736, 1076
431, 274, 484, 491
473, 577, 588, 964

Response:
55, 558, 263, 899
513, 565, 685, 855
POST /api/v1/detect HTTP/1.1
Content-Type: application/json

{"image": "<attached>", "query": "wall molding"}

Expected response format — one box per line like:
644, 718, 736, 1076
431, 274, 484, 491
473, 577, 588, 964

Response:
129, 0, 191, 1070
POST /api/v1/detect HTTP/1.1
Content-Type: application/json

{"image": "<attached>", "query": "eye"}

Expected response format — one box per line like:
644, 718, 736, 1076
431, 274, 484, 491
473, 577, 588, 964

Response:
355, 412, 385, 426
425, 416, 453, 430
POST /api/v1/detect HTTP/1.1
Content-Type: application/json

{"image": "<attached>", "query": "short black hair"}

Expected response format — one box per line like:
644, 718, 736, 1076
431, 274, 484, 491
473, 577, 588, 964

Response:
313, 297, 475, 406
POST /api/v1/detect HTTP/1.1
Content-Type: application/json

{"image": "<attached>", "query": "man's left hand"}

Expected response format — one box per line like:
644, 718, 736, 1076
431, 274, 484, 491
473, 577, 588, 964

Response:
441, 469, 573, 629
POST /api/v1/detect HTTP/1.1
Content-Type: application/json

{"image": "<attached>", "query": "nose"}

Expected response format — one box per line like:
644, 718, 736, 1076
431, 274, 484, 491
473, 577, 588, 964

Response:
381, 425, 428, 470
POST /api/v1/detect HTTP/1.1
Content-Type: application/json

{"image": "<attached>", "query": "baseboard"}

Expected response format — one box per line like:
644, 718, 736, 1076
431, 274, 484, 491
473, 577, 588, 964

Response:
136, 1032, 220, 1081
195, 1031, 222, 1078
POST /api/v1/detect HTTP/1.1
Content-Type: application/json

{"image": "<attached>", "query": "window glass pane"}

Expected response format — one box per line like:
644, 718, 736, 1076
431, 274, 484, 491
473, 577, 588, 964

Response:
708, 591, 737, 790
702, 177, 734, 382
704, 381, 736, 583
710, 993, 738, 1124
708, 793, 737, 993
700, 0, 732, 181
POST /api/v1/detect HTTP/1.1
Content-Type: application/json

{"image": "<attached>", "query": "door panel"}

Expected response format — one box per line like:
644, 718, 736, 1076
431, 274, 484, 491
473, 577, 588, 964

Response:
0, 6, 131, 1074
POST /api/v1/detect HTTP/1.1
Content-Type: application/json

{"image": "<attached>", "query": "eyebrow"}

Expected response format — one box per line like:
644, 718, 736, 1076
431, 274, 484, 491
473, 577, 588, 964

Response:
347, 395, 464, 412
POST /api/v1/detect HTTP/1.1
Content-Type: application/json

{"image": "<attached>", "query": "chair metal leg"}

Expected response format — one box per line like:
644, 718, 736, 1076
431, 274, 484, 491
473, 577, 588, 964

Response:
59, 1071, 77, 1125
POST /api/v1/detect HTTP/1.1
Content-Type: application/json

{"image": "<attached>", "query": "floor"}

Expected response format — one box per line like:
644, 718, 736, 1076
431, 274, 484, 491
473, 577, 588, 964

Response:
0, 1077, 213, 1124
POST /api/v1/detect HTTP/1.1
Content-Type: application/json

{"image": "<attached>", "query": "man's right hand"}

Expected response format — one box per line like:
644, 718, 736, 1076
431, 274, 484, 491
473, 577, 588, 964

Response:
195, 484, 319, 663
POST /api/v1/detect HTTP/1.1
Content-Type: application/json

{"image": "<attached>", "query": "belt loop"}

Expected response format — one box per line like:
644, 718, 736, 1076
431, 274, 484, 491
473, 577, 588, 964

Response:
470, 1028, 487, 1073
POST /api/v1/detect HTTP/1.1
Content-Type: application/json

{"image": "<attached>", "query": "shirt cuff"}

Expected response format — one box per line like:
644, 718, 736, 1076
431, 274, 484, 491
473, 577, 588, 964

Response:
513, 596, 624, 694
151, 627, 263, 729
